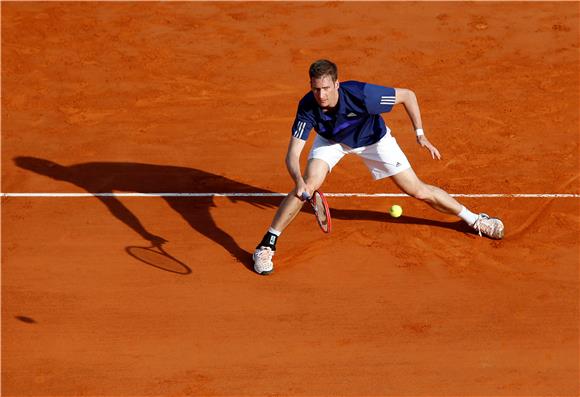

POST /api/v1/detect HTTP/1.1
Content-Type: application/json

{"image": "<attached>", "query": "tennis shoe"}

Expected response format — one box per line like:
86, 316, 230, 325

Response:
253, 246, 274, 275
472, 213, 504, 239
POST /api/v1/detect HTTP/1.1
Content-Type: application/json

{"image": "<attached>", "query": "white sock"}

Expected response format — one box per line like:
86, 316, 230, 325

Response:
458, 206, 478, 225
268, 227, 282, 236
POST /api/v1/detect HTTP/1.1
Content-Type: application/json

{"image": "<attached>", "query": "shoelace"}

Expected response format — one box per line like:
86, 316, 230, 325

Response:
256, 248, 273, 261
473, 214, 494, 237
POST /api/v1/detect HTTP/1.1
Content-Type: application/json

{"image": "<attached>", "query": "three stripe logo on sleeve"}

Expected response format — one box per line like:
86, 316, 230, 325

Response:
380, 96, 396, 105
293, 121, 307, 139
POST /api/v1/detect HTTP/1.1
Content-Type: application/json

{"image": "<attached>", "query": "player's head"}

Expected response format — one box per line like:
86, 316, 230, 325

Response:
309, 59, 339, 110
309, 59, 338, 82
13, 156, 70, 181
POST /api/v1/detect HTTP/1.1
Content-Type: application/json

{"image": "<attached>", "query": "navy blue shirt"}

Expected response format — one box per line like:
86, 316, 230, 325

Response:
291, 81, 396, 148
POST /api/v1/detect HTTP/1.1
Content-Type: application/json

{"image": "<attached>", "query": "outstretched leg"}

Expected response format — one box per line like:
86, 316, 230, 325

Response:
390, 168, 462, 215
390, 168, 504, 239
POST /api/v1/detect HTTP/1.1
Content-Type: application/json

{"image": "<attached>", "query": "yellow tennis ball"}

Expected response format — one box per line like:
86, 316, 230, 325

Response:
389, 204, 403, 218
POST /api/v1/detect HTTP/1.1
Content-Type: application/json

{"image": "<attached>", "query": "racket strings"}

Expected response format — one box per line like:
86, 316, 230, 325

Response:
312, 193, 329, 230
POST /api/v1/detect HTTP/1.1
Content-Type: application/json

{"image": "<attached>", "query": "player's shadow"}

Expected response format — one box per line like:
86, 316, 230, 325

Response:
13, 157, 280, 273
330, 208, 474, 234
14, 156, 474, 275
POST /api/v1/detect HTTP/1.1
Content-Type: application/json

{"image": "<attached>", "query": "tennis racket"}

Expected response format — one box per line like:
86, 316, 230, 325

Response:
301, 190, 332, 233
126, 243, 191, 275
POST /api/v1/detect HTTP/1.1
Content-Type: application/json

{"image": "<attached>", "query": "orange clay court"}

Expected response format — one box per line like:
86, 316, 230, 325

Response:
1, 2, 579, 396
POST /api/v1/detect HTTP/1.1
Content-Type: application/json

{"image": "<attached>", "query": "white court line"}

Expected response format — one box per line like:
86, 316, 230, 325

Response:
1, 193, 579, 198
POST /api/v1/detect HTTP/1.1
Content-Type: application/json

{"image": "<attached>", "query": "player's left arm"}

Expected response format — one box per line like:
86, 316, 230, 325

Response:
394, 88, 441, 160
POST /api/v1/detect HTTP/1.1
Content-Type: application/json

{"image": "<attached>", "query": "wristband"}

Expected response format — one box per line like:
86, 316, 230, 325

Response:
415, 128, 424, 136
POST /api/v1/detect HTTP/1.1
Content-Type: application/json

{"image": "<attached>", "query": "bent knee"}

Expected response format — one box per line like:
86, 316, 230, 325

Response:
304, 179, 323, 192
303, 172, 327, 191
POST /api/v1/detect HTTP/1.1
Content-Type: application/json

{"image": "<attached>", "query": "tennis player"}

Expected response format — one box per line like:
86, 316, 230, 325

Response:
253, 59, 504, 275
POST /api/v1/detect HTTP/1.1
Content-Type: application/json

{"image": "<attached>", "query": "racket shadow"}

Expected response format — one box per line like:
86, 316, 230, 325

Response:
125, 244, 192, 275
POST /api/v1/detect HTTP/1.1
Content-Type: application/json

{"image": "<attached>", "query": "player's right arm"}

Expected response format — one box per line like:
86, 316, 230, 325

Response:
288, 97, 315, 198
285, 136, 308, 199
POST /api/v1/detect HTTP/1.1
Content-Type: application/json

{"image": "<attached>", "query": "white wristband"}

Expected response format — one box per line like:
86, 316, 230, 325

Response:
415, 128, 424, 136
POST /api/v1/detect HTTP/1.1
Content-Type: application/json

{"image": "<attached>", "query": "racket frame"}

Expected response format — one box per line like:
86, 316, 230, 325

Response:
302, 190, 332, 233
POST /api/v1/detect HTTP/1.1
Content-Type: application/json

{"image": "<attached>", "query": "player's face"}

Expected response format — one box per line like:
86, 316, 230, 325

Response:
310, 75, 339, 110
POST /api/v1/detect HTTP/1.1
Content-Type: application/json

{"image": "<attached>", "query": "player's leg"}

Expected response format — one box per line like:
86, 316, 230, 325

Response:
253, 159, 329, 275
390, 168, 461, 215
359, 134, 504, 239
390, 168, 504, 239
253, 136, 345, 275
271, 159, 329, 232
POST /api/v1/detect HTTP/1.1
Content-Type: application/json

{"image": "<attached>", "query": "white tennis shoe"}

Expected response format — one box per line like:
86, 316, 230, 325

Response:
472, 213, 504, 239
253, 246, 274, 275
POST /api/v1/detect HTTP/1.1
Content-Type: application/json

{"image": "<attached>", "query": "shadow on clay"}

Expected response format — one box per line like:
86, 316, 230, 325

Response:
13, 156, 279, 274
13, 156, 474, 275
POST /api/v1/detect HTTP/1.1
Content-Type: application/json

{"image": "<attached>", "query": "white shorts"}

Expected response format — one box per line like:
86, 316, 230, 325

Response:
308, 133, 411, 180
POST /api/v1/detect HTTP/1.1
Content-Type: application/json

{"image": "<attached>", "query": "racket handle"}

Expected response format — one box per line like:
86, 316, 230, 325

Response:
301, 192, 311, 201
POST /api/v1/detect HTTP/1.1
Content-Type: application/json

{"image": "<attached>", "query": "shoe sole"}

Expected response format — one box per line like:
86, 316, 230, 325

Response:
494, 219, 505, 239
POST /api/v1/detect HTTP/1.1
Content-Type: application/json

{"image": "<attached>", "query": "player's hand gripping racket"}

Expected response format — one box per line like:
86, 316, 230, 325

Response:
301, 190, 332, 233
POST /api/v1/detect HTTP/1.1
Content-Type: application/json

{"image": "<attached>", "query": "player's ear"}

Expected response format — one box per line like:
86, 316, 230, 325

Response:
335, 80, 340, 89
